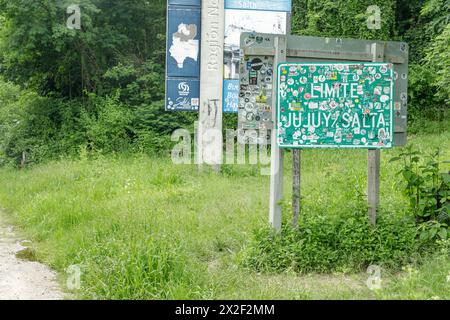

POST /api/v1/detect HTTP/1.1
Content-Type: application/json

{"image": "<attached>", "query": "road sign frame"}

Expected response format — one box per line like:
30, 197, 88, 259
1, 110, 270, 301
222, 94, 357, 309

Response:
236, 33, 409, 230
238, 33, 409, 147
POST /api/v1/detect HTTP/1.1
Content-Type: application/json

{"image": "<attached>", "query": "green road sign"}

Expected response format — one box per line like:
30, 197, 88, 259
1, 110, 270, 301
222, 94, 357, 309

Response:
277, 62, 395, 149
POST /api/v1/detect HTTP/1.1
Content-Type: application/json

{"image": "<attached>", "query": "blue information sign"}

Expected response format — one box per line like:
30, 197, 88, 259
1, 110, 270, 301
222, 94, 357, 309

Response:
223, 80, 239, 113
168, 0, 201, 6
225, 0, 292, 12
166, 7, 201, 78
165, 2, 201, 111
166, 79, 200, 111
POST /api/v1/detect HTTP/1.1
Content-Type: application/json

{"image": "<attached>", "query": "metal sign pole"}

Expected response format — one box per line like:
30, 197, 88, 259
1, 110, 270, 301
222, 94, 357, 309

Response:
198, 0, 225, 172
269, 36, 287, 231
368, 42, 385, 225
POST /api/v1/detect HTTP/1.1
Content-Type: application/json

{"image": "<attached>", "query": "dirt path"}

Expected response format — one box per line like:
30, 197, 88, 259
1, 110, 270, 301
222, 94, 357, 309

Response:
0, 213, 63, 300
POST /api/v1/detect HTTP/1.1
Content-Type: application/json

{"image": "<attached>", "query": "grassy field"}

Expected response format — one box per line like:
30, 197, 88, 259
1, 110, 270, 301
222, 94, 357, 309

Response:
0, 123, 449, 299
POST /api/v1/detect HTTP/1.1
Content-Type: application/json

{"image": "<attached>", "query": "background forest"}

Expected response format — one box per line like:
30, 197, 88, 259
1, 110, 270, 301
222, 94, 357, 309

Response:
0, 0, 448, 166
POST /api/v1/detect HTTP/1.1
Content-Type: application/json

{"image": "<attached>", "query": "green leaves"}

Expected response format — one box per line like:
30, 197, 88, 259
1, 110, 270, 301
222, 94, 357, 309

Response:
245, 212, 420, 274
0, 0, 167, 97
437, 228, 448, 240
392, 147, 450, 244
291, 0, 396, 41
418, 221, 449, 242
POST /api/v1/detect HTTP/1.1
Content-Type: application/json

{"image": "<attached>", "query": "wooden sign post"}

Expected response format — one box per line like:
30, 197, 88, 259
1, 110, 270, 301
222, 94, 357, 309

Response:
368, 43, 385, 225
238, 33, 409, 230
292, 149, 301, 228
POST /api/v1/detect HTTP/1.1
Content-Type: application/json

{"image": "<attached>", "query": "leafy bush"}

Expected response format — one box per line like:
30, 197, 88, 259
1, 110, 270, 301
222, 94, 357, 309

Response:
291, 0, 395, 40
404, 1, 450, 127
391, 147, 450, 241
407, 65, 444, 124
131, 100, 197, 155
80, 93, 134, 154
423, 23, 450, 105
0, 79, 137, 165
243, 210, 420, 274
0, 80, 66, 165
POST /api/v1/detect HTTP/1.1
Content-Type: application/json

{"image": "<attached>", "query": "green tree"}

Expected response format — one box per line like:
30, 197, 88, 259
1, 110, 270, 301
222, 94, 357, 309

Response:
424, 23, 450, 105
292, 0, 396, 40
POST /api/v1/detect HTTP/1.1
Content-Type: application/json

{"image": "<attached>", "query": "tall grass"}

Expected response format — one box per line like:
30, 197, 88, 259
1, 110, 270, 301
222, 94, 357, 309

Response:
0, 123, 448, 299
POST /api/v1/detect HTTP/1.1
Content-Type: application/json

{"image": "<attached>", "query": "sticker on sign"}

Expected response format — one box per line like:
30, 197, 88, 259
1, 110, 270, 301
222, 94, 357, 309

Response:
277, 63, 395, 149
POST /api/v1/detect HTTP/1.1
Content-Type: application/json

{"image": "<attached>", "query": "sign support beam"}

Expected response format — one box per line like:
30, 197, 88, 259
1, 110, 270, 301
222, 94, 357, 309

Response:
368, 42, 385, 225
269, 36, 287, 231
198, 0, 225, 172
288, 8, 298, 229
292, 149, 300, 228
368, 150, 381, 225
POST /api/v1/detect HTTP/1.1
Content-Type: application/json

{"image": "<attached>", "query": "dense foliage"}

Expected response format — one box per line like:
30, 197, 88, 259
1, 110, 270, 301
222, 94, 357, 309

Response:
0, 0, 448, 165
246, 150, 449, 276
0, 0, 195, 165
391, 147, 450, 241
244, 211, 421, 273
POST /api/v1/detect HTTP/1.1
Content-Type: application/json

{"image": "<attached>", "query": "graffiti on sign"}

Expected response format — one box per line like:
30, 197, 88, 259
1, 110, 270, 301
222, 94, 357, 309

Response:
277, 63, 395, 149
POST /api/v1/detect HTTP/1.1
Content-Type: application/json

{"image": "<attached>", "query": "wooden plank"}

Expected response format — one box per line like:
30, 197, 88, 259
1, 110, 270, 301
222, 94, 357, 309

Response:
368, 42, 384, 225
269, 35, 287, 231
244, 47, 276, 56
287, 49, 404, 64
368, 150, 381, 225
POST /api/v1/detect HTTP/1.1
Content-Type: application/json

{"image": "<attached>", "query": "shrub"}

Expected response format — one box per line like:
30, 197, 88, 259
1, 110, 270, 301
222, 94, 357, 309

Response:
0, 84, 65, 165
243, 210, 420, 274
0, 81, 137, 166
390, 147, 450, 242
80, 93, 134, 154
423, 23, 450, 105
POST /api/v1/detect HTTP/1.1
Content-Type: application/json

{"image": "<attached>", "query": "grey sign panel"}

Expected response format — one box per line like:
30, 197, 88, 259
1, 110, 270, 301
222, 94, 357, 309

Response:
238, 33, 278, 144
223, 1, 291, 113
